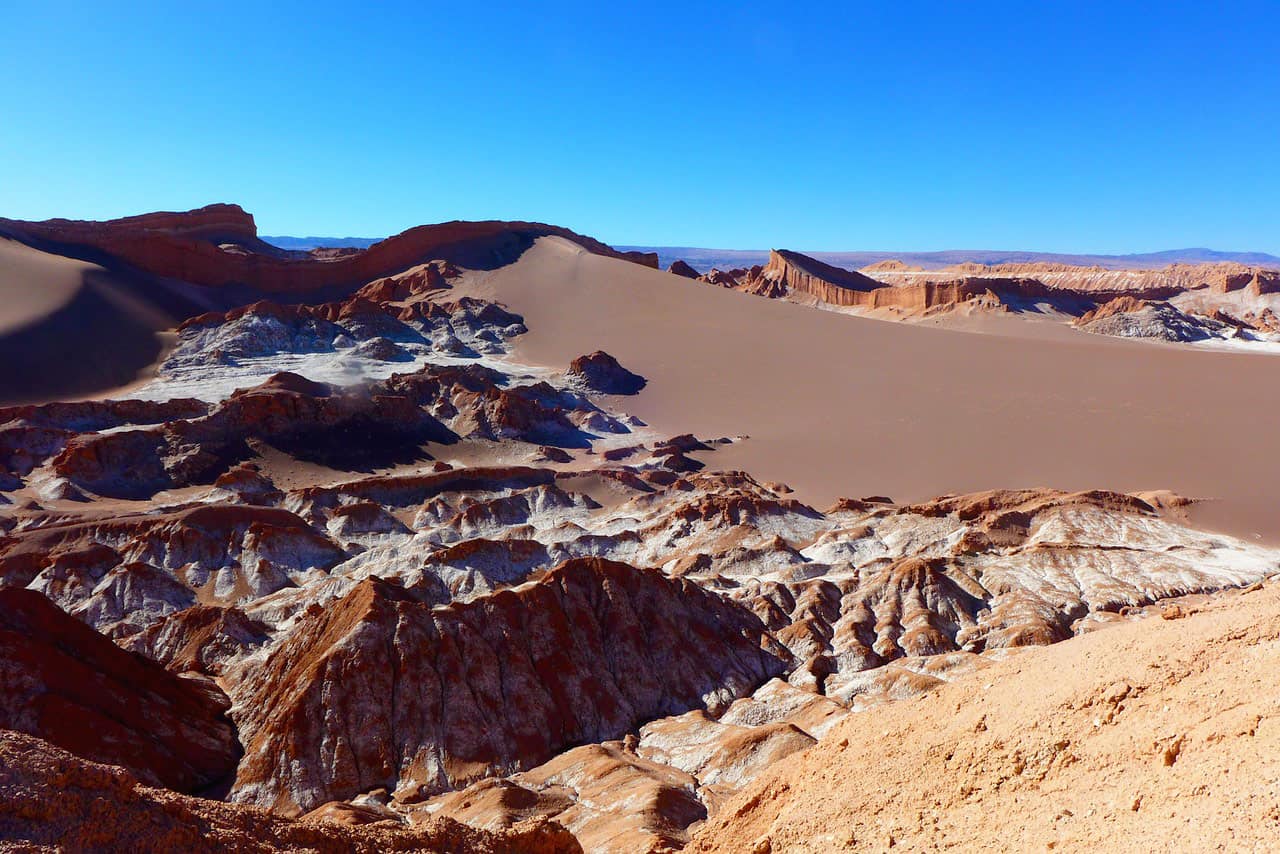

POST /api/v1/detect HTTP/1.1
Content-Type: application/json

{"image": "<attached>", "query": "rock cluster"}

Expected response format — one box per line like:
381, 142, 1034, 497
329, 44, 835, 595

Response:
0, 730, 581, 853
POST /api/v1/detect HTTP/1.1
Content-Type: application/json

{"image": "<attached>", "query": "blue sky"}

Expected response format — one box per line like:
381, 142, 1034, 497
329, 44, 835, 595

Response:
2, 2, 1277, 252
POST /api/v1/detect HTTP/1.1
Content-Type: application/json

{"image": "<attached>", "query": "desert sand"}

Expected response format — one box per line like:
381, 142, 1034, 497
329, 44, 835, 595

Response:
458, 237, 1280, 542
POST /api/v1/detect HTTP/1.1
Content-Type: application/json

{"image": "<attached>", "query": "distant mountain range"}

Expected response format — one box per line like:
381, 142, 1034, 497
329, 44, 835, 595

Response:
262, 236, 1280, 273
261, 236, 381, 250
617, 246, 1280, 273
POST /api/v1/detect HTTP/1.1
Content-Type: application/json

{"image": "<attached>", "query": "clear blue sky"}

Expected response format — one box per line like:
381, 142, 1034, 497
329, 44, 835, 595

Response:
2, 2, 1277, 252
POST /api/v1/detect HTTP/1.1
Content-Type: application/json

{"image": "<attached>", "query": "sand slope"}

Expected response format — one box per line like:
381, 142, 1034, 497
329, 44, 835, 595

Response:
0, 239, 182, 403
458, 237, 1280, 541
688, 581, 1280, 852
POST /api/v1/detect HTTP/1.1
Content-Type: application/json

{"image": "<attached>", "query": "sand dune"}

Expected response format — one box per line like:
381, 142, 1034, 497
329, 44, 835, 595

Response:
0, 239, 180, 403
458, 236, 1280, 542
0, 238, 96, 335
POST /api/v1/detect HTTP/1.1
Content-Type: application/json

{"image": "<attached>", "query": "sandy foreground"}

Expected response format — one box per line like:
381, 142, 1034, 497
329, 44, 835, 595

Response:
455, 237, 1280, 542
687, 580, 1280, 852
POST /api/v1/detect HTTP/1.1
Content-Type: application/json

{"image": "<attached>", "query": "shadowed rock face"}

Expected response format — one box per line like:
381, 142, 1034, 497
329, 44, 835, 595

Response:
0, 588, 240, 793
229, 557, 792, 815
668, 259, 701, 278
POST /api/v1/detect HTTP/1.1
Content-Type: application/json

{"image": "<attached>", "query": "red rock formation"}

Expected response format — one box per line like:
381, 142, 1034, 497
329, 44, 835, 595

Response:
230, 557, 791, 814
0, 204, 656, 295
355, 259, 461, 301
763, 249, 883, 298
48, 372, 460, 496
730, 249, 1208, 312
0, 588, 240, 793
290, 465, 556, 514
902, 487, 1156, 526
0, 730, 582, 853
429, 741, 707, 851
0, 397, 208, 431
1076, 295, 1149, 324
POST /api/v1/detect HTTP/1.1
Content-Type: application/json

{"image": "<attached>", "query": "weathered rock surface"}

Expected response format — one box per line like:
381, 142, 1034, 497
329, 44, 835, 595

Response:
121, 604, 271, 676
1075, 295, 1230, 341
1, 503, 346, 615
0, 730, 582, 853
705, 249, 1280, 344
229, 557, 791, 814
0, 588, 239, 793
426, 741, 706, 852
566, 351, 647, 395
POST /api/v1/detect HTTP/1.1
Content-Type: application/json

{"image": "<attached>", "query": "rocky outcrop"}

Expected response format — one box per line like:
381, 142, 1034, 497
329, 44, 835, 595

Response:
48, 371, 457, 496
0, 204, 657, 294
709, 250, 1276, 318
0, 588, 240, 793
1074, 296, 1229, 342
0, 503, 346, 611
428, 741, 707, 852
761, 249, 883, 300
0, 730, 582, 854
566, 351, 647, 394
229, 557, 791, 814
667, 259, 701, 278
355, 259, 460, 301
0, 397, 208, 432
121, 605, 271, 676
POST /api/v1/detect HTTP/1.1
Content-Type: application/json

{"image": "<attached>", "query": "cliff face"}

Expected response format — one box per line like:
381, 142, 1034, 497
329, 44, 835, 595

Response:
738, 249, 1201, 311
871, 259, 1280, 298
763, 249, 882, 298
0, 205, 656, 295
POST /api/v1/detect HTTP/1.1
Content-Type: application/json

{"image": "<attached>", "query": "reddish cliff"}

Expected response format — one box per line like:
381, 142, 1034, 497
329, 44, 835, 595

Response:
0, 204, 657, 295
742, 249, 1193, 311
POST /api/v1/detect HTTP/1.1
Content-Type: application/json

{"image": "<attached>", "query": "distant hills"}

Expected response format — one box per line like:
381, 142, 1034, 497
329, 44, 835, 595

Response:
261, 235, 381, 250
261, 236, 1280, 273
617, 246, 1280, 273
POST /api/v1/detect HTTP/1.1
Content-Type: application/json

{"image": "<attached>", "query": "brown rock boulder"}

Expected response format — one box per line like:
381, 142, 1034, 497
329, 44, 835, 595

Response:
566, 351, 647, 395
